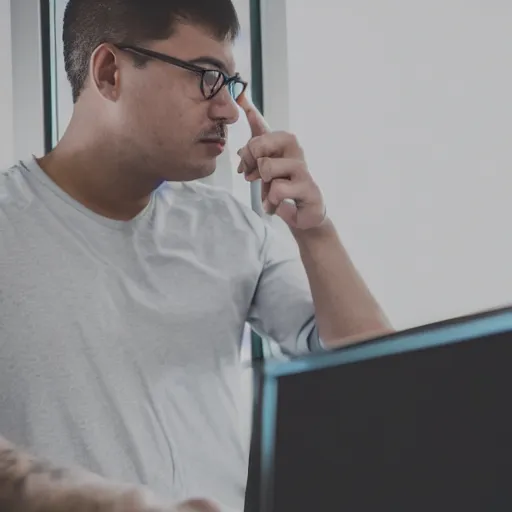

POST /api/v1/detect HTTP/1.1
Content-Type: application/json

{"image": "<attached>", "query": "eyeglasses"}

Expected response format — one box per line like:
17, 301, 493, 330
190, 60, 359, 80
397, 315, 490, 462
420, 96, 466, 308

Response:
115, 44, 248, 102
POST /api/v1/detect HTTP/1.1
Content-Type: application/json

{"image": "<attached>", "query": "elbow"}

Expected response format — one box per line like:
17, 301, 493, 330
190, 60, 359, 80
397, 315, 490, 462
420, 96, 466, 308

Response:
321, 317, 395, 350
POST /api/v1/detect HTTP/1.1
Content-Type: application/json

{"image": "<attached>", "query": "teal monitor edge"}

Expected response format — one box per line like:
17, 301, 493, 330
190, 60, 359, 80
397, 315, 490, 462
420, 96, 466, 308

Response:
265, 307, 512, 378
257, 306, 512, 512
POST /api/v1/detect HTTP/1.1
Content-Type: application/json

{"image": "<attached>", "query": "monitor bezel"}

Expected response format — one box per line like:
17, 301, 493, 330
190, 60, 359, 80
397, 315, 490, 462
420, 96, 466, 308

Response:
251, 305, 512, 512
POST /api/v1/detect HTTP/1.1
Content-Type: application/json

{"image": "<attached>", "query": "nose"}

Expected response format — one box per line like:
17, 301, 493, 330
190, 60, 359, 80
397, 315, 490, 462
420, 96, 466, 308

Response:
207, 87, 240, 125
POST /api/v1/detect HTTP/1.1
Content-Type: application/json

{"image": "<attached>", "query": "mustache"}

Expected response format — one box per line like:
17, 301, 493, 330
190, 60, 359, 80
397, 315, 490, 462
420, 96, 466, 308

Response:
198, 124, 227, 140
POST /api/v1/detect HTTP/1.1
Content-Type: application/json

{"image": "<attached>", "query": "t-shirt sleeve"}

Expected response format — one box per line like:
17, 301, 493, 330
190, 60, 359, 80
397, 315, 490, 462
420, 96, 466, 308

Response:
246, 220, 326, 356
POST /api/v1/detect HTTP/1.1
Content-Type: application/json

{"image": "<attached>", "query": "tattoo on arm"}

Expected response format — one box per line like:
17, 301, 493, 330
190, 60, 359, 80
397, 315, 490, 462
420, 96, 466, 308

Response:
27, 461, 67, 481
0, 436, 145, 512
0, 440, 69, 511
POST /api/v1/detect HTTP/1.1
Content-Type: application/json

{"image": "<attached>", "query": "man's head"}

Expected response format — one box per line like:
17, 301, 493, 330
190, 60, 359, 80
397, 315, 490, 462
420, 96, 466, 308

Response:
62, 0, 244, 181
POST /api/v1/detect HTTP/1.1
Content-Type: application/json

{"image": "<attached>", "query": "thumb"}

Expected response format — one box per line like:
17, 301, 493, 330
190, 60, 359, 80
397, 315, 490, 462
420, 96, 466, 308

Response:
238, 93, 271, 136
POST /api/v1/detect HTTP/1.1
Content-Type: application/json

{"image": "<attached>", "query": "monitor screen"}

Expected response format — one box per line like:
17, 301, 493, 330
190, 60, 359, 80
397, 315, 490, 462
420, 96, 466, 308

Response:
251, 309, 512, 512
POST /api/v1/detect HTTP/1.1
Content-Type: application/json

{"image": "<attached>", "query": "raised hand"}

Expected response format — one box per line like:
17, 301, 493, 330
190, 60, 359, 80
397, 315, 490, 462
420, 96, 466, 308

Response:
237, 94, 326, 231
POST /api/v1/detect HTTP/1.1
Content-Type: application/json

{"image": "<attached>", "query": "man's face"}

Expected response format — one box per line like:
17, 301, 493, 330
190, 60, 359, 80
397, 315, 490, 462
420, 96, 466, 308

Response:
106, 23, 241, 181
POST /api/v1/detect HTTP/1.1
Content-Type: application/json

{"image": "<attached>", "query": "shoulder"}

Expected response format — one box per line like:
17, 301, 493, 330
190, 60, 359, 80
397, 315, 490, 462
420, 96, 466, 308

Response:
0, 162, 34, 213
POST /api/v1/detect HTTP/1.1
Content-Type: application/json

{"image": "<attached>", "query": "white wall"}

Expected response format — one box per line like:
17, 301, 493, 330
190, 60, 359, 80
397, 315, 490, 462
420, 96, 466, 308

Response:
280, 0, 512, 330
0, 0, 13, 168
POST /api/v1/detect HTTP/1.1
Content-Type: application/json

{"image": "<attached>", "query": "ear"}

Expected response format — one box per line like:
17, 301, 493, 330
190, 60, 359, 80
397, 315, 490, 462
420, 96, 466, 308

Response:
90, 43, 121, 101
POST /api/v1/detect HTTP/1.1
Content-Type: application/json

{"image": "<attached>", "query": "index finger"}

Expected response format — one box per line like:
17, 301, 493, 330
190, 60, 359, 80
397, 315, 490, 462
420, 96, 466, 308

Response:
237, 93, 271, 137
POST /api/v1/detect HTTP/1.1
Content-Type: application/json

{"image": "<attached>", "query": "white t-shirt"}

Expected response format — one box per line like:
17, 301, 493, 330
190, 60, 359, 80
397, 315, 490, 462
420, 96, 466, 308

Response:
0, 158, 320, 510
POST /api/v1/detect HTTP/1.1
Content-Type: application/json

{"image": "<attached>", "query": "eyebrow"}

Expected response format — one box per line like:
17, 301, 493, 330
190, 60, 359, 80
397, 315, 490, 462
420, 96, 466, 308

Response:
188, 56, 233, 75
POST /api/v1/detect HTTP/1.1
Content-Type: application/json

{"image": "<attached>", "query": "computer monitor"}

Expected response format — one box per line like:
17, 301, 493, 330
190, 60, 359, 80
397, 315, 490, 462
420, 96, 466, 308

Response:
245, 307, 512, 512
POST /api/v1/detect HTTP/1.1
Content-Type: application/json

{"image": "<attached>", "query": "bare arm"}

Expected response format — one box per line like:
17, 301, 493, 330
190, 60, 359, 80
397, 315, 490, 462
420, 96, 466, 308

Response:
0, 434, 218, 512
0, 433, 65, 511
0, 433, 142, 512
293, 219, 392, 348
236, 95, 391, 349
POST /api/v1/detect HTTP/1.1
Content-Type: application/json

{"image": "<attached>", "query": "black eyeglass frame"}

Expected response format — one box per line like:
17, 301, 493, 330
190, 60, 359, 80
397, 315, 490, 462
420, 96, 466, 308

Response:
115, 44, 248, 101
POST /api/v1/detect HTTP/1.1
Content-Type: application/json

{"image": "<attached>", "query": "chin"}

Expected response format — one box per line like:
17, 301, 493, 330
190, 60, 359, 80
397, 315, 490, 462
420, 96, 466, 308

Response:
178, 161, 217, 182
156, 146, 220, 181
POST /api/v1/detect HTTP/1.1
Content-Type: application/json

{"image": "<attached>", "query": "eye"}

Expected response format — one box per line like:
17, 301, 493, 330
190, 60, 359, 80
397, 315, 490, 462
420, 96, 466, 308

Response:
202, 70, 223, 95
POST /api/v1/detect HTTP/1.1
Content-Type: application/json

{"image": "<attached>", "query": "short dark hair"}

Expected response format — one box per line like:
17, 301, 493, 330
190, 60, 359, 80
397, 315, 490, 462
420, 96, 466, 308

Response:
63, 0, 240, 103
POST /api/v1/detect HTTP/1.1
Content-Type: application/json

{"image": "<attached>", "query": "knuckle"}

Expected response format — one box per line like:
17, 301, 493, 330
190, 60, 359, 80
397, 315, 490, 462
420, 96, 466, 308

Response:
269, 180, 286, 203
238, 145, 249, 158
297, 160, 309, 175
288, 132, 300, 146
259, 155, 270, 166
258, 156, 272, 173
281, 131, 300, 147
248, 136, 262, 155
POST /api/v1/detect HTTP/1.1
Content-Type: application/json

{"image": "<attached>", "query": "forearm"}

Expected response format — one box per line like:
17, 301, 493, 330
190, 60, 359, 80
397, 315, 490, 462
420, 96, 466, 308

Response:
0, 434, 148, 512
293, 218, 392, 348
0, 433, 61, 511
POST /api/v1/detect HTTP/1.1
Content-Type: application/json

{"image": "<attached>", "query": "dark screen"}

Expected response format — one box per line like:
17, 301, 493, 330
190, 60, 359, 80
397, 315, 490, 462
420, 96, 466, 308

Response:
271, 331, 512, 511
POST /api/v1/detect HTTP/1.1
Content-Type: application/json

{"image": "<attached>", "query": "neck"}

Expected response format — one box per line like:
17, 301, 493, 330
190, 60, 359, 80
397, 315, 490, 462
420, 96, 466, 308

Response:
38, 126, 163, 221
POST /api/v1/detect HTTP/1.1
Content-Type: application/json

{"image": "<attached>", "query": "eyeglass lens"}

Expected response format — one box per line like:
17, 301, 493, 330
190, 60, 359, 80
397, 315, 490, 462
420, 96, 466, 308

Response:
202, 70, 244, 100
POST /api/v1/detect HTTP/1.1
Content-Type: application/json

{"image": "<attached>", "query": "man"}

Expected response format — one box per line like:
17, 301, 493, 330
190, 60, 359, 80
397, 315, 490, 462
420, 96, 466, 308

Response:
0, 0, 389, 510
